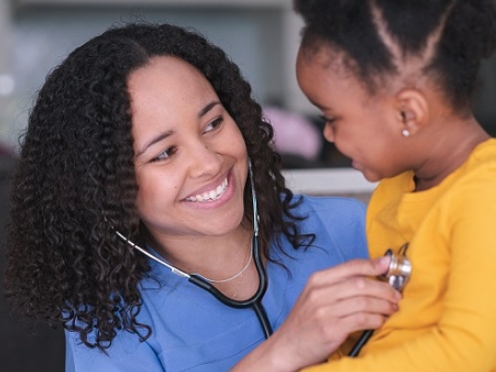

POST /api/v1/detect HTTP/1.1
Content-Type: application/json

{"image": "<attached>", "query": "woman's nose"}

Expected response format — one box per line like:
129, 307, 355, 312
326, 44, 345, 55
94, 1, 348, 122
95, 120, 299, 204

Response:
187, 142, 222, 178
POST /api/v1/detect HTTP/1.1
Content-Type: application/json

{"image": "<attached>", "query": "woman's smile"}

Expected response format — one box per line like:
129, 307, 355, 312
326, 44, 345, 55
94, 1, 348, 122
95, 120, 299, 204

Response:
185, 175, 229, 202
182, 171, 237, 211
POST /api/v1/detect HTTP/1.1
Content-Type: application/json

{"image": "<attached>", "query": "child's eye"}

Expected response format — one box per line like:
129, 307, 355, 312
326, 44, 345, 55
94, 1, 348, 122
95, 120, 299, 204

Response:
204, 116, 224, 133
153, 146, 177, 162
319, 114, 337, 125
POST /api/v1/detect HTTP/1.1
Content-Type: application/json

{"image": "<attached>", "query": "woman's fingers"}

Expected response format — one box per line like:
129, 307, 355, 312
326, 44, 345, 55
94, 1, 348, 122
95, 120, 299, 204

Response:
303, 268, 402, 308
315, 295, 397, 339
308, 256, 391, 287
318, 276, 399, 303
339, 312, 388, 334
325, 294, 399, 318
294, 291, 397, 337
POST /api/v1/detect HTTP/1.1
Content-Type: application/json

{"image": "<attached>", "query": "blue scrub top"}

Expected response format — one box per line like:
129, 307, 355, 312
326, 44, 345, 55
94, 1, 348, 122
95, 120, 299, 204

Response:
65, 195, 368, 371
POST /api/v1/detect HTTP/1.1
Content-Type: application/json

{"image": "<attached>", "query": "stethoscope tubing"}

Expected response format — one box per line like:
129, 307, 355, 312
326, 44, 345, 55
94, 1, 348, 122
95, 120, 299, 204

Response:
115, 159, 273, 339
188, 233, 273, 339
348, 329, 374, 357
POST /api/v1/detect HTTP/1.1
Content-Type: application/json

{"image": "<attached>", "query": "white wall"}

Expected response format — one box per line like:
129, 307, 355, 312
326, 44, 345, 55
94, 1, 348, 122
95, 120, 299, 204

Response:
1, 0, 495, 195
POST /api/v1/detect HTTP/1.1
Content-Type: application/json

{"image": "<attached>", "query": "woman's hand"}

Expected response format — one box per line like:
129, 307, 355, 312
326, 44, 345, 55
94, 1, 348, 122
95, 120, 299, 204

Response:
232, 256, 401, 372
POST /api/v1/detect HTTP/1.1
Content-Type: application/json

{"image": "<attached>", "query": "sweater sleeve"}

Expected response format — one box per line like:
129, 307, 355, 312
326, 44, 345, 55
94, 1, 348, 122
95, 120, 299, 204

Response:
301, 177, 496, 372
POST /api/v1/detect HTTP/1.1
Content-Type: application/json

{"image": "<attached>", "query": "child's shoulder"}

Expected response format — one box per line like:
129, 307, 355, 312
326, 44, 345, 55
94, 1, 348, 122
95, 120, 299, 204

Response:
457, 138, 496, 183
469, 137, 496, 165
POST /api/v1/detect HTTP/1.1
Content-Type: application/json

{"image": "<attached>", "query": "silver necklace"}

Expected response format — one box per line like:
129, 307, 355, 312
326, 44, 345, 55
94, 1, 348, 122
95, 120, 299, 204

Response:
196, 245, 253, 284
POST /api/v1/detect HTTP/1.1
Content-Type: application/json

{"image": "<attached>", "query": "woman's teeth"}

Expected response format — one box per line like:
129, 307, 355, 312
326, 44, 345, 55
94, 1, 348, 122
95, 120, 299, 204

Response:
186, 177, 228, 202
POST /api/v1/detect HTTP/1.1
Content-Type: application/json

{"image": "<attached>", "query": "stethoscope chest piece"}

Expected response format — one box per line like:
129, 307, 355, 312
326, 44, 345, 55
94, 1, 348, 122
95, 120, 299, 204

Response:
381, 248, 412, 291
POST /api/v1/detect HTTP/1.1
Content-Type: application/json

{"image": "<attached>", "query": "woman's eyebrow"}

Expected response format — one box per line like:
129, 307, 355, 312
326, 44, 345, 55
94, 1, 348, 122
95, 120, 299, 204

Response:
136, 101, 221, 158
136, 130, 174, 158
198, 101, 221, 118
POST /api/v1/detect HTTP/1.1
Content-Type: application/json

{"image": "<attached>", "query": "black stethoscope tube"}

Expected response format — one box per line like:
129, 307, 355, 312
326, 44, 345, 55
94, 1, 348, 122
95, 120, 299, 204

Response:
348, 329, 374, 357
116, 160, 273, 339
188, 233, 273, 339
120, 229, 273, 340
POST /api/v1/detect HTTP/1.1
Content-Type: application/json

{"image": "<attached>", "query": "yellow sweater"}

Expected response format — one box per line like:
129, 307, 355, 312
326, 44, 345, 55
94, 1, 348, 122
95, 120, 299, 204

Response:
303, 138, 496, 372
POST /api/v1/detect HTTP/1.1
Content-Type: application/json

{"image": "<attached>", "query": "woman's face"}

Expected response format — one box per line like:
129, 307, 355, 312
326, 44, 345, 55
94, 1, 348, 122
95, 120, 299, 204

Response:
296, 47, 409, 182
129, 56, 248, 241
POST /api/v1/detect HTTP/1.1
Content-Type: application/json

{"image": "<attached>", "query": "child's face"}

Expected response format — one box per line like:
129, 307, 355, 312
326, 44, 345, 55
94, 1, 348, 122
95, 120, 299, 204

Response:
129, 56, 249, 242
296, 48, 409, 182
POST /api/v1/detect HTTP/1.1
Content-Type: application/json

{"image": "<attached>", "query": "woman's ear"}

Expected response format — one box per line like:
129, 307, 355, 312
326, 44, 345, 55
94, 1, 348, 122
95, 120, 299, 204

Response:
394, 88, 429, 137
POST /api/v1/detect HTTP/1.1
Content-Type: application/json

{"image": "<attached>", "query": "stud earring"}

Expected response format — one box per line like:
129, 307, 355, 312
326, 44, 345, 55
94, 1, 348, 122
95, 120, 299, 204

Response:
402, 129, 410, 137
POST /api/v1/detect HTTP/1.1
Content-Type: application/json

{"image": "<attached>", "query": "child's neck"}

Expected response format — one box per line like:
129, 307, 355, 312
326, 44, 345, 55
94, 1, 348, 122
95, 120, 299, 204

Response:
413, 117, 489, 191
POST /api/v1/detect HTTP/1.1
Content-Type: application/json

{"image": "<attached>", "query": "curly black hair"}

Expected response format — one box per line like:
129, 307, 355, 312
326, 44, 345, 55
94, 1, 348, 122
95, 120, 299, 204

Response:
4, 22, 311, 350
294, 0, 496, 110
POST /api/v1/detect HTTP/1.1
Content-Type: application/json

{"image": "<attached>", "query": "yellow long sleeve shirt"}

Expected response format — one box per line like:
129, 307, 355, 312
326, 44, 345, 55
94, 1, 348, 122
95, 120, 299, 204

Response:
303, 138, 496, 372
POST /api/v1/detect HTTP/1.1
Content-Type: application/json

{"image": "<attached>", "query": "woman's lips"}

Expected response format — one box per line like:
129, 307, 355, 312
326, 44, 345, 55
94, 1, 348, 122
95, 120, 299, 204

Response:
185, 176, 229, 202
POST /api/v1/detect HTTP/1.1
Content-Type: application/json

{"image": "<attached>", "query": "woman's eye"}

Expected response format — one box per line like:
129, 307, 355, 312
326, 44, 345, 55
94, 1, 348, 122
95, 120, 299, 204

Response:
204, 116, 224, 133
153, 146, 177, 161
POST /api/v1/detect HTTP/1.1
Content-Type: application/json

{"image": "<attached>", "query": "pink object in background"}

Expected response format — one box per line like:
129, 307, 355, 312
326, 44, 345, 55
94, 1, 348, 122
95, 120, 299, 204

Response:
0, 142, 14, 157
263, 106, 323, 161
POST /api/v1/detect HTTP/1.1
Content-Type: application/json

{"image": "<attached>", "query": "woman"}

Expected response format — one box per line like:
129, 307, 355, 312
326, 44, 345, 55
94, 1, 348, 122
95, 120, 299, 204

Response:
4, 22, 399, 371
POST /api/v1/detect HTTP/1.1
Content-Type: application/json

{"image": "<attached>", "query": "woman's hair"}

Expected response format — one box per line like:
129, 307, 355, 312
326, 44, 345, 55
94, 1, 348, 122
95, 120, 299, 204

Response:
5, 22, 311, 350
294, 0, 496, 110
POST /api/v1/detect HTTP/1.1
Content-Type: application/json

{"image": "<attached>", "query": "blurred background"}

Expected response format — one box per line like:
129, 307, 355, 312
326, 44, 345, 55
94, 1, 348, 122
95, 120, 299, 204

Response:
0, 0, 495, 370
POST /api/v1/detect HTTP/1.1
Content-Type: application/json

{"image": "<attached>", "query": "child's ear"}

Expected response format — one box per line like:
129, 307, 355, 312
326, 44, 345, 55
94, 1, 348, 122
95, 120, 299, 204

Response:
394, 88, 429, 137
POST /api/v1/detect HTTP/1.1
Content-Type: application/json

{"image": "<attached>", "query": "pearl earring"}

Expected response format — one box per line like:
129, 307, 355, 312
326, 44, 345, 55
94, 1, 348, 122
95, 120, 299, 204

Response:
402, 129, 410, 137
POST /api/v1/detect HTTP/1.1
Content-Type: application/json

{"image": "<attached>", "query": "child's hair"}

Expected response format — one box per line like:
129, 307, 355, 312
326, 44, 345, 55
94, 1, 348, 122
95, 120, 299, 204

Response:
4, 22, 310, 350
294, 0, 496, 111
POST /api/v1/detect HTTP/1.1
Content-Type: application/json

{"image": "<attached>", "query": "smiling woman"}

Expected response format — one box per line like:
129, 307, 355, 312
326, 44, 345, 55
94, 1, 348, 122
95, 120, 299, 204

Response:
130, 57, 249, 251
4, 22, 400, 372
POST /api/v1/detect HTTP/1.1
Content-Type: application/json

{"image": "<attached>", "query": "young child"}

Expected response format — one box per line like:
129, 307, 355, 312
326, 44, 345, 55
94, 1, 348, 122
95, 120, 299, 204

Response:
294, 0, 496, 371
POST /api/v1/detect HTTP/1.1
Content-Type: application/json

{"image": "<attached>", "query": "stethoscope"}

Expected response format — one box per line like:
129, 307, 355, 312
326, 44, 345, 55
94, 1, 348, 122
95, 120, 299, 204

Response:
348, 248, 412, 357
115, 160, 273, 339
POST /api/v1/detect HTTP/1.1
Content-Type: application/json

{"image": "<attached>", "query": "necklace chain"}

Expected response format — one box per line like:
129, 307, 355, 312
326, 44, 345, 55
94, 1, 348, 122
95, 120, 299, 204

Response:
197, 246, 253, 284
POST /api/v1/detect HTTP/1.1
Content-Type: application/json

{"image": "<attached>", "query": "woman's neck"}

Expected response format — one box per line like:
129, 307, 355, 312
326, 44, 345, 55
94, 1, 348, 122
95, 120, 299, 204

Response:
143, 223, 254, 281
143, 222, 261, 300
